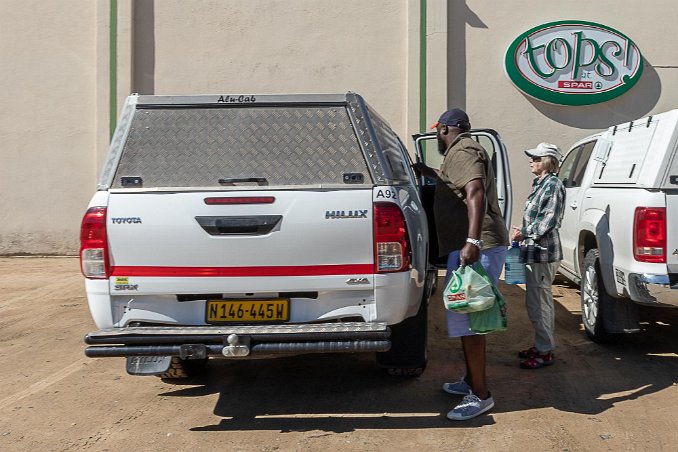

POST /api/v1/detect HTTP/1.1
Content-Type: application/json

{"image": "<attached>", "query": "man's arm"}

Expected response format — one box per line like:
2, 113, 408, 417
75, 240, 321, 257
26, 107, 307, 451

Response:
460, 178, 486, 266
411, 162, 441, 180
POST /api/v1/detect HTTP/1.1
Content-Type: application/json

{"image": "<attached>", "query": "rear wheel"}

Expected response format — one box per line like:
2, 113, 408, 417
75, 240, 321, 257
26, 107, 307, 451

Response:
581, 249, 610, 342
376, 293, 428, 376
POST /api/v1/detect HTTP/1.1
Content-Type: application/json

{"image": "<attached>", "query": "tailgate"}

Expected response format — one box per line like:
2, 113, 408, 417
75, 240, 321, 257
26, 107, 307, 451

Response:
106, 189, 374, 292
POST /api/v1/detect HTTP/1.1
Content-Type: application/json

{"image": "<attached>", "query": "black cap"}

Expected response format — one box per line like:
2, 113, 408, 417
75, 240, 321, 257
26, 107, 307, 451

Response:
432, 108, 470, 130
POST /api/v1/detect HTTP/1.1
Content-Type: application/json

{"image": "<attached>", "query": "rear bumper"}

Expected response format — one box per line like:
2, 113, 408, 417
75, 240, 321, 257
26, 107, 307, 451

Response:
627, 274, 678, 307
84, 322, 391, 358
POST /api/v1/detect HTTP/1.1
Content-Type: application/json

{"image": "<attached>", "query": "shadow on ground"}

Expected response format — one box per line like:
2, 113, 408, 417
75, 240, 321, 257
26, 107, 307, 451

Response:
158, 279, 678, 433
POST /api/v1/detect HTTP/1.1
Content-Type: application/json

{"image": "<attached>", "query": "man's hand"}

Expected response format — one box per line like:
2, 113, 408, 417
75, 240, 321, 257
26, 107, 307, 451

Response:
459, 242, 480, 267
510, 225, 523, 242
411, 162, 440, 179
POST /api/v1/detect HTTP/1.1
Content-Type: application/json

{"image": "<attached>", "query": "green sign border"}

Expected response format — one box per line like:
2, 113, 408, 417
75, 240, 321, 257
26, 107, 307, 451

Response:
504, 20, 643, 106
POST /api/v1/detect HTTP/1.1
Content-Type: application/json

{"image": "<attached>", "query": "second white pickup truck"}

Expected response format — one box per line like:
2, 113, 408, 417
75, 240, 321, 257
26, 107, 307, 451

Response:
557, 109, 678, 341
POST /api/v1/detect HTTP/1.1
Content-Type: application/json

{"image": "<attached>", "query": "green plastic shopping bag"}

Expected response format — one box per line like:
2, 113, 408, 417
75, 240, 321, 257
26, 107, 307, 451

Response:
468, 274, 508, 334
442, 262, 496, 313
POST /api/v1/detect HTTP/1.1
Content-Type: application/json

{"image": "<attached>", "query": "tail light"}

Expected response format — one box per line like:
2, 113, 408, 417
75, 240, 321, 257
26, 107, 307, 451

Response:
633, 207, 666, 263
374, 202, 411, 272
80, 207, 110, 278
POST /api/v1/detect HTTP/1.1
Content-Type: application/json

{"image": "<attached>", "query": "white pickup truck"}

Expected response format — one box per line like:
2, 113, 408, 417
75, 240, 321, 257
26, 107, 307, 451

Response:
557, 109, 678, 341
80, 93, 513, 378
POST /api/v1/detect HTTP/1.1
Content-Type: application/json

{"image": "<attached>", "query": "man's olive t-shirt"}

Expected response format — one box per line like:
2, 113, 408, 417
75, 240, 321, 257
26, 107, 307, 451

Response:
433, 134, 509, 257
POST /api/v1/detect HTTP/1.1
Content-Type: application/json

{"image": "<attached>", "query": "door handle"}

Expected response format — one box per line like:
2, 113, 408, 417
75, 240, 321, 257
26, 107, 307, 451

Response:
570, 201, 578, 209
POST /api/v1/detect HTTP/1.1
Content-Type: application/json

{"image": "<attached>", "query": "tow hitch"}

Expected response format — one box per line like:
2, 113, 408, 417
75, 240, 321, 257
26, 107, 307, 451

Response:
222, 334, 250, 357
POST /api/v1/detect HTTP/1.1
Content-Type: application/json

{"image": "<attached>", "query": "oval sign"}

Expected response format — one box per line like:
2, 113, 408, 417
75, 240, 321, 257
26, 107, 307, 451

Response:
505, 20, 643, 106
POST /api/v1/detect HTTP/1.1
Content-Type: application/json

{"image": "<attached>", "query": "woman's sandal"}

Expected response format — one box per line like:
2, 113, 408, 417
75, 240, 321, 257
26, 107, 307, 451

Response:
520, 352, 554, 369
518, 346, 538, 359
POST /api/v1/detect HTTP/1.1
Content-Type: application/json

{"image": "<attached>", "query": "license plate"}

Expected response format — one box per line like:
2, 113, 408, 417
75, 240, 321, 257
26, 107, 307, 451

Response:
205, 299, 289, 323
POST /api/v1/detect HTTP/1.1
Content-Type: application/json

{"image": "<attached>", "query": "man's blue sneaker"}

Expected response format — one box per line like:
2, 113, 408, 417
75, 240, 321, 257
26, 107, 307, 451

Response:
442, 377, 471, 395
446, 392, 494, 421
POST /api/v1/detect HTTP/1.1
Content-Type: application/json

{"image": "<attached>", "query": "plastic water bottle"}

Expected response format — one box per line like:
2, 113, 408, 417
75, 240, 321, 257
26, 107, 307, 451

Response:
504, 241, 526, 284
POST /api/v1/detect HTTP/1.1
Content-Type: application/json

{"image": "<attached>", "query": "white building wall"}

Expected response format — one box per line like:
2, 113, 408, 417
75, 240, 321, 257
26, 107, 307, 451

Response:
132, 0, 411, 137
1, 0, 677, 254
0, 0, 97, 254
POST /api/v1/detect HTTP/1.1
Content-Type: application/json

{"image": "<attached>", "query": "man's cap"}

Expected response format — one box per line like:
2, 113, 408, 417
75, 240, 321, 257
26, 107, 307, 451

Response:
525, 142, 562, 160
431, 108, 470, 130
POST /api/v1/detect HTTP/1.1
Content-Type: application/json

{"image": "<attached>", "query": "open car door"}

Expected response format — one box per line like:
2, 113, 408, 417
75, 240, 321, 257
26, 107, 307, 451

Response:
412, 129, 513, 268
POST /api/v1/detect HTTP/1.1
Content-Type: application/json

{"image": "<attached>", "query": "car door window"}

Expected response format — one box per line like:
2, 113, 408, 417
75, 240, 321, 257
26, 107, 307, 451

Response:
415, 132, 497, 185
473, 134, 495, 159
413, 130, 510, 225
558, 146, 581, 188
570, 141, 596, 187
472, 134, 496, 171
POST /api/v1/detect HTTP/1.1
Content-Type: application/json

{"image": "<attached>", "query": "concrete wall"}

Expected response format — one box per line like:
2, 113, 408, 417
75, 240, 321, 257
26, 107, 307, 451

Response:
0, 0, 416, 255
0, 0, 97, 254
1, 0, 676, 254
135, 0, 410, 137
450, 0, 678, 224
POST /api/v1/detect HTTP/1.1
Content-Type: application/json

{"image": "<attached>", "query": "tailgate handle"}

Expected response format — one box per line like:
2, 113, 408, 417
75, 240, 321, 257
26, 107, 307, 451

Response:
218, 177, 268, 186
195, 216, 282, 235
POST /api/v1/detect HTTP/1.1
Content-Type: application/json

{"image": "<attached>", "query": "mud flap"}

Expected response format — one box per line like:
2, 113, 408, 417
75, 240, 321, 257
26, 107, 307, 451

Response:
601, 298, 640, 333
376, 297, 428, 373
126, 356, 172, 376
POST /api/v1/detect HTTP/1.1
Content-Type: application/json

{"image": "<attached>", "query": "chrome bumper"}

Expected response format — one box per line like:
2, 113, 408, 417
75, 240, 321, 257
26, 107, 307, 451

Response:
627, 274, 678, 307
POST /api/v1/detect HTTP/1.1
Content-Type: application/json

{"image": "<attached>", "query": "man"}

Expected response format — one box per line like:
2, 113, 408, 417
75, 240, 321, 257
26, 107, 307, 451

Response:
413, 108, 509, 420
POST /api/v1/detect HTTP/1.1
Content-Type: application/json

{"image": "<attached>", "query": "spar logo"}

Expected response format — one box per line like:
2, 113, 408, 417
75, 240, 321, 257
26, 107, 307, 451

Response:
446, 272, 463, 296
505, 21, 643, 105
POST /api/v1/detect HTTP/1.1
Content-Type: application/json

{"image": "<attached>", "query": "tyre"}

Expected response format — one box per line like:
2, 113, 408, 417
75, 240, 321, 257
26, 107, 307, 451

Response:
376, 293, 428, 376
158, 356, 208, 380
581, 249, 610, 342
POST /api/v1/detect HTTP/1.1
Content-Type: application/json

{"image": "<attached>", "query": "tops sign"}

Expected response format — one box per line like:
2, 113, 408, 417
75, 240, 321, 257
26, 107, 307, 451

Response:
505, 21, 643, 106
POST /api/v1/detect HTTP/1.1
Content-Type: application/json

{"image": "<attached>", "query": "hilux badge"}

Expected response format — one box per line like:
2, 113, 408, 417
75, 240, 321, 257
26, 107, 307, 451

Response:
325, 210, 368, 219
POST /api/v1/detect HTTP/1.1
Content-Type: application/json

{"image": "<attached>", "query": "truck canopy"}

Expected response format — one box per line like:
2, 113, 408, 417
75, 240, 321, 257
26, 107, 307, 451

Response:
590, 109, 678, 189
99, 93, 413, 191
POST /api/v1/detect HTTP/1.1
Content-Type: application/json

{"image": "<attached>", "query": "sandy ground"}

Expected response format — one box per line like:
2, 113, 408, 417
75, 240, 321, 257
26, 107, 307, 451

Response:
0, 257, 676, 451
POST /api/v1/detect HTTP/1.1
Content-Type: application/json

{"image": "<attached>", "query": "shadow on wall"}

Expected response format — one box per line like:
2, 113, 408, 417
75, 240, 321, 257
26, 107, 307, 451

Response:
133, 0, 155, 94
447, 1, 488, 110
526, 61, 662, 130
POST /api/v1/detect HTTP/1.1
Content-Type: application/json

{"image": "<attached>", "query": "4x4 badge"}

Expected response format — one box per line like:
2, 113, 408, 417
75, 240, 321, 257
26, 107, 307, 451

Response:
346, 278, 370, 285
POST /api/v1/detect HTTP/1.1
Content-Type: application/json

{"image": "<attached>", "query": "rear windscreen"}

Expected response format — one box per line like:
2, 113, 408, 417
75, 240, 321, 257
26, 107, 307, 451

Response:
111, 106, 370, 188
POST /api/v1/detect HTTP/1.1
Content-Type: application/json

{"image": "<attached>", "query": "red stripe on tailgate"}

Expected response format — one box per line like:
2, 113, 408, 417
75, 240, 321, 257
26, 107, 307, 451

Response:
111, 264, 374, 277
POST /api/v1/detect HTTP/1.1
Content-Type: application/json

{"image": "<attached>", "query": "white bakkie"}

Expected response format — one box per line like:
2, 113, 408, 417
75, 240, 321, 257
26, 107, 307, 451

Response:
557, 109, 678, 342
81, 93, 436, 378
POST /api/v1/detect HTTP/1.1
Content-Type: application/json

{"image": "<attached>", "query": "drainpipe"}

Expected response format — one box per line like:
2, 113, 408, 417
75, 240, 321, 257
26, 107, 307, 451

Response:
419, 0, 427, 133
109, 0, 118, 138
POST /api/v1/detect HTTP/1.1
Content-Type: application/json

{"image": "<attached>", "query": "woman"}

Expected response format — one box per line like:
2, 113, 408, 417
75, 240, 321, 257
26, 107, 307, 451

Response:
511, 142, 566, 369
